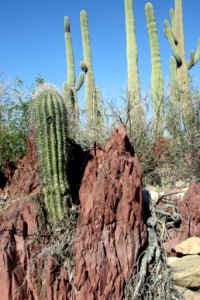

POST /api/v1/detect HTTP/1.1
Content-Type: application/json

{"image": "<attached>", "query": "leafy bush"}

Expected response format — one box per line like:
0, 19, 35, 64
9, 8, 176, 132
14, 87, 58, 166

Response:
0, 74, 31, 170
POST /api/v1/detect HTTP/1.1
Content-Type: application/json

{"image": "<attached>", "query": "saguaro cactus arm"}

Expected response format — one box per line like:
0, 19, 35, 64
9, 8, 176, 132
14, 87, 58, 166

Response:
194, 38, 200, 65
64, 16, 75, 85
187, 50, 195, 70
164, 20, 182, 65
169, 8, 175, 33
80, 9, 103, 138
75, 73, 84, 91
64, 16, 86, 129
80, 10, 93, 70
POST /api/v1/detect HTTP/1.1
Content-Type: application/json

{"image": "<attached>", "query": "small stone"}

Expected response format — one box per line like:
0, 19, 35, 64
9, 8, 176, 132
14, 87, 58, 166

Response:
175, 237, 200, 255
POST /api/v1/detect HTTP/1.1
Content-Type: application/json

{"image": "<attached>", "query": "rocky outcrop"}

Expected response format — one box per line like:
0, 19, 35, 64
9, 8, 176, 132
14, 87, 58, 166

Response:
167, 255, 200, 289
0, 195, 73, 300
74, 125, 147, 300
0, 125, 147, 299
176, 183, 200, 240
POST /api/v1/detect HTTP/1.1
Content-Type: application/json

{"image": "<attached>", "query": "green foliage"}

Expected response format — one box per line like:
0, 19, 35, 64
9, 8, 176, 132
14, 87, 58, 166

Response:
32, 83, 70, 223
145, 3, 164, 136
0, 75, 31, 170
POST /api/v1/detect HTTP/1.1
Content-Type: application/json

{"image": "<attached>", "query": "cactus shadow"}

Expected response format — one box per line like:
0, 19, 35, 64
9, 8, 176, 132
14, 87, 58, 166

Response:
66, 138, 92, 205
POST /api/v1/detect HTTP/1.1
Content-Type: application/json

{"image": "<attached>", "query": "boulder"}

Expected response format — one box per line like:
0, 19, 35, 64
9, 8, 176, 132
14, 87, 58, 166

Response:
74, 125, 147, 300
175, 237, 200, 255
167, 255, 200, 289
175, 285, 200, 300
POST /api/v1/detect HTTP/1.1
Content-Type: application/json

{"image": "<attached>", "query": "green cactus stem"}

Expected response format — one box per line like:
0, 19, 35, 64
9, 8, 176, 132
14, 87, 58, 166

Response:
166, 56, 181, 136
80, 10, 103, 137
63, 16, 85, 126
145, 3, 164, 136
124, 0, 145, 135
164, 0, 200, 129
32, 83, 69, 223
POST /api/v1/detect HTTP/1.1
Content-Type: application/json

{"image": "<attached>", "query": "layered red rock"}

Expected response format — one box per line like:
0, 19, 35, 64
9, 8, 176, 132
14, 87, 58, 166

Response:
0, 195, 73, 300
0, 128, 73, 299
0, 125, 147, 299
162, 182, 200, 254
74, 125, 147, 300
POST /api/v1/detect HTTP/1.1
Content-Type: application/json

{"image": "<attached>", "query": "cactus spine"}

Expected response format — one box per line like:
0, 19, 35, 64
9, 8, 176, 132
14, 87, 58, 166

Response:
32, 84, 69, 223
63, 16, 84, 128
124, 0, 145, 134
80, 10, 103, 138
145, 3, 164, 136
164, 0, 200, 129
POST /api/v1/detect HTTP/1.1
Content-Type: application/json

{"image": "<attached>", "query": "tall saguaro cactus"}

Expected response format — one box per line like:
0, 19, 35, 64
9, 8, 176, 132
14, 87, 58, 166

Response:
80, 10, 103, 138
63, 16, 84, 127
32, 84, 69, 223
145, 3, 164, 136
166, 56, 181, 136
124, 0, 145, 134
164, 0, 200, 129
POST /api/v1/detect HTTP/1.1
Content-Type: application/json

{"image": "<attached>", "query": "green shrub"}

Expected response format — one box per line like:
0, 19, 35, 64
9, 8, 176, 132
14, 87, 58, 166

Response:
0, 74, 31, 170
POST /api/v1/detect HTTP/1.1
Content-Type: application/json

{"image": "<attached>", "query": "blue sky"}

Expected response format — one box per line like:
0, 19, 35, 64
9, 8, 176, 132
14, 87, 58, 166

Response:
0, 0, 200, 102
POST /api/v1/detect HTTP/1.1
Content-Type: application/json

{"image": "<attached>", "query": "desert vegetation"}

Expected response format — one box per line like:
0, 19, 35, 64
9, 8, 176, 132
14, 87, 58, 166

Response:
0, 0, 199, 299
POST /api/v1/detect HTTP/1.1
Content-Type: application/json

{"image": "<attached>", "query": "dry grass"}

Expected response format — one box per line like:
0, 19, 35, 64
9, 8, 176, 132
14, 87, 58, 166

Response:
124, 193, 184, 300
31, 204, 78, 283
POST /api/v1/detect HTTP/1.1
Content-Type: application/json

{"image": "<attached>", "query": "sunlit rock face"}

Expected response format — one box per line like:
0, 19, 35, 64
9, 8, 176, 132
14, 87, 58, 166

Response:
74, 125, 147, 300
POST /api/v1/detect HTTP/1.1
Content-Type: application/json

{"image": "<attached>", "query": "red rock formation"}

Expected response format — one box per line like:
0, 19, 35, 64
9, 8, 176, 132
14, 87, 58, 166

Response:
5, 127, 40, 198
174, 183, 200, 240
74, 125, 147, 300
162, 183, 200, 254
0, 195, 73, 300
0, 125, 147, 299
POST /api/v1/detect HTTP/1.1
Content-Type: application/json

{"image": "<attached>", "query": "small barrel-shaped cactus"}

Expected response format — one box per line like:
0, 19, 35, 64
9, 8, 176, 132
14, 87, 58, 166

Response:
32, 83, 69, 223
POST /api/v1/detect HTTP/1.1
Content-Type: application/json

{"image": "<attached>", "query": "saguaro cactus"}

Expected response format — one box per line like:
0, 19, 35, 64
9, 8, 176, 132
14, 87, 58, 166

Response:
63, 16, 84, 125
80, 10, 103, 137
166, 56, 181, 136
145, 3, 164, 136
164, 0, 200, 129
32, 83, 69, 223
124, 0, 145, 134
